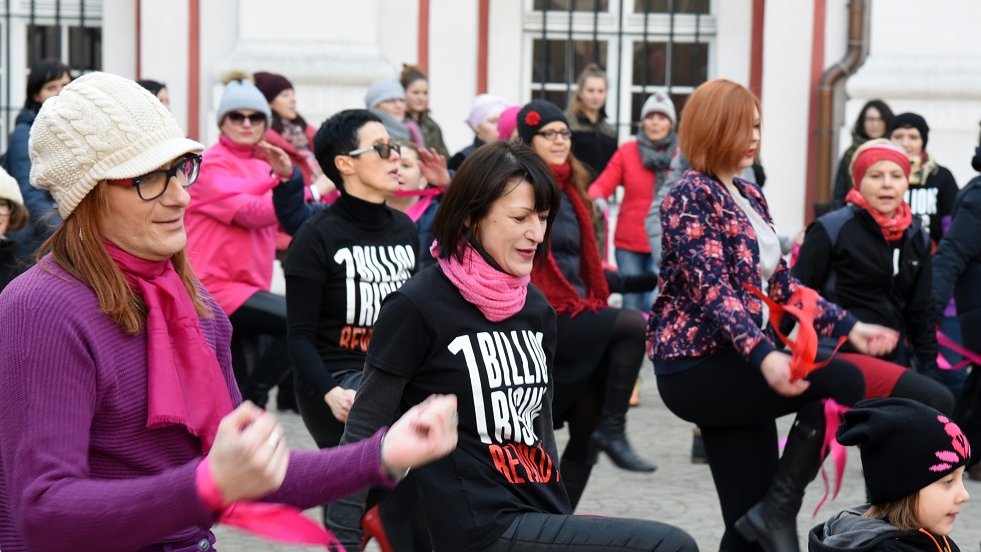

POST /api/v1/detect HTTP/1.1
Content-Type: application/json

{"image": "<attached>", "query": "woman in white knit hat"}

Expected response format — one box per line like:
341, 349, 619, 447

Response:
0, 71, 457, 552
0, 166, 28, 289
183, 71, 298, 410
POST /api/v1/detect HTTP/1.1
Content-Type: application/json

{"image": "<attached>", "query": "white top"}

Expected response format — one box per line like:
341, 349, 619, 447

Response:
725, 182, 781, 289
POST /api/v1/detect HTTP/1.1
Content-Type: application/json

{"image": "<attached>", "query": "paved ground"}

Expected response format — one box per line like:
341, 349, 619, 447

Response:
215, 364, 981, 551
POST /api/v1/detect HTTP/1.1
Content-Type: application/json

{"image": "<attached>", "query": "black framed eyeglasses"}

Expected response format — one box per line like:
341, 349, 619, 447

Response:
109, 154, 202, 201
535, 129, 572, 142
346, 142, 401, 160
226, 111, 267, 125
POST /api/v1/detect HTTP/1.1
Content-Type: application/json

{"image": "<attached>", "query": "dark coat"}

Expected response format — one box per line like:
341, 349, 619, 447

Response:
808, 506, 961, 552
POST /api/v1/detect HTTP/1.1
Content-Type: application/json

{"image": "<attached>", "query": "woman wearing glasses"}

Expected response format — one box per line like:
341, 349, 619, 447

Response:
0, 72, 457, 552
0, 167, 29, 290
184, 71, 300, 409
518, 101, 657, 503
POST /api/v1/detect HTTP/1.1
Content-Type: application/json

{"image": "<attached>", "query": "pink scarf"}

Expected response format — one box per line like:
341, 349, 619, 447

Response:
432, 241, 529, 321
106, 241, 346, 549
104, 241, 232, 452
397, 187, 443, 222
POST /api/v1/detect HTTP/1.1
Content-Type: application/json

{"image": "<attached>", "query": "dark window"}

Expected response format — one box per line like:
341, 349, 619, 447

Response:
27, 25, 60, 66
69, 26, 101, 71
531, 38, 608, 107
535, 0, 610, 11
634, 0, 710, 14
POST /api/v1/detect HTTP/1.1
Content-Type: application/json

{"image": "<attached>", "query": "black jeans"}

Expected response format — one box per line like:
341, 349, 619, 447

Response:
227, 291, 291, 402
484, 512, 698, 552
657, 349, 865, 552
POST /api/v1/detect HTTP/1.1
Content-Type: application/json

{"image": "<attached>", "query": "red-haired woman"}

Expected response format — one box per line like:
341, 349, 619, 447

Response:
649, 79, 900, 552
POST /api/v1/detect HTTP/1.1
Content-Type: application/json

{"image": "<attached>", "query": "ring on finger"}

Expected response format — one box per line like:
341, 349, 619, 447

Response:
266, 430, 283, 449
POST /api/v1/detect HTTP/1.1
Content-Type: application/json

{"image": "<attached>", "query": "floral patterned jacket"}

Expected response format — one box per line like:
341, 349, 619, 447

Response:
648, 170, 856, 369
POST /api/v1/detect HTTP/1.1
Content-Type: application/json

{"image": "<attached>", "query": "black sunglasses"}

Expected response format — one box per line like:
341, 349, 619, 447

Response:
347, 142, 401, 160
226, 111, 266, 125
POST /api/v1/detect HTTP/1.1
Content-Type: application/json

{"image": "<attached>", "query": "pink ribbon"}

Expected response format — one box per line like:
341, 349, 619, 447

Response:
813, 398, 849, 516
196, 459, 345, 550
936, 328, 981, 370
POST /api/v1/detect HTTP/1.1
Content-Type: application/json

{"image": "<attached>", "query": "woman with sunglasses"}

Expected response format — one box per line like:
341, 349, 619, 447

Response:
0, 72, 458, 552
184, 71, 300, 410
518, 101, 658, 499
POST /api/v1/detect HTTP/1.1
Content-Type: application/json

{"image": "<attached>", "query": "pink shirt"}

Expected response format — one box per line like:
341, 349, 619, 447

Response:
185, 135, 280, 315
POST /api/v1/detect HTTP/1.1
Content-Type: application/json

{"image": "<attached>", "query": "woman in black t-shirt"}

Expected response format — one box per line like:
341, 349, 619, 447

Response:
326, 142, 697, 552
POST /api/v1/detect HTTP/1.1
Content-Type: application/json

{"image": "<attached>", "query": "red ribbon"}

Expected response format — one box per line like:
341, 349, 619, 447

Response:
196, 459, 345, 550
742, 284, 851, 516
742, 284, 847, 381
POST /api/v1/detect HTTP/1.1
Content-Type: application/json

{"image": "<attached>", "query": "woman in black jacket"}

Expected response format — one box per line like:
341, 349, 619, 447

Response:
932, 148, 981, 482
794, 139, 953, 414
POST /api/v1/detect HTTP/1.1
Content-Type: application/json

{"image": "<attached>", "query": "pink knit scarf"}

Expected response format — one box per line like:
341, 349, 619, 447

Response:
432, 241, 529, 321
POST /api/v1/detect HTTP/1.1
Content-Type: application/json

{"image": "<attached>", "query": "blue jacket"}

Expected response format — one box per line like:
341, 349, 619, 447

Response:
3, 108, 61, 261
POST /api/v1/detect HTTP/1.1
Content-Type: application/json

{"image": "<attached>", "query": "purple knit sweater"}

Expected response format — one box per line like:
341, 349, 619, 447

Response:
0, 258, 392, 552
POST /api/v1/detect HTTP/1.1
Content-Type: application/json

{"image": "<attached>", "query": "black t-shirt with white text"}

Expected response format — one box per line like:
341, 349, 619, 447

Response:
285, 194, 418, 395
366, 265, 571, 552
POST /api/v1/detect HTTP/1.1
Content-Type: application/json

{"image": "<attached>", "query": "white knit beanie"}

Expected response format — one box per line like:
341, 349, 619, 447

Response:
0, 166, 22, 206
466, 94, 508, 131
29, 72, 204, 218
215, 73, 271, 126
640, 89, 677, 126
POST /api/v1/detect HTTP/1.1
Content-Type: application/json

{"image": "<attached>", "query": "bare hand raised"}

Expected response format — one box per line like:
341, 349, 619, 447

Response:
255, 140, 293, 178
381, 394, 459, 475
417, 148, 450, 189
207, 402, 289, 504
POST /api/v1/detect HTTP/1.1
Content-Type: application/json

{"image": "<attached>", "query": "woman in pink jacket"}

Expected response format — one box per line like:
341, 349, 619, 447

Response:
185, 71, 302, 409
587, 90, 678, 312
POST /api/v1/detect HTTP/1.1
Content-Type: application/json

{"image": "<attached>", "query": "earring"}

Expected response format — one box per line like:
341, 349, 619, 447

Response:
79, 228, 84, 242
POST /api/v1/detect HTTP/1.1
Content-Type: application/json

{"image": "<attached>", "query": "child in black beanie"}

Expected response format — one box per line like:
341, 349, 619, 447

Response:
809, 398, 971, 551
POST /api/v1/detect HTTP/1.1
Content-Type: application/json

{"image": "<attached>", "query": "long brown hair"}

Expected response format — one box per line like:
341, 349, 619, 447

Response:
864, 494, 921, 532
36, 183, 210, 335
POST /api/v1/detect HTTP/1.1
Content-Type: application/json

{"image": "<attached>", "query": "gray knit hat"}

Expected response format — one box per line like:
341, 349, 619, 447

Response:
640, 90, 677, 125
29, 72, 204, 218
364, 79, 405, 109
215, 73, 271, 126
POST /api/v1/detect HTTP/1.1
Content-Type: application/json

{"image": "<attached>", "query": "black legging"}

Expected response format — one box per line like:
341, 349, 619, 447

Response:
483, 512, 698, 552
657, 350, 865, 552
560, 308, 646, 462
227, 291, 291, 402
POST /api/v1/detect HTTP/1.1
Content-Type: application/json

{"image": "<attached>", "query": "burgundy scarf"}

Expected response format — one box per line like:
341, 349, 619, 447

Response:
104, 241, 231, 452
531, 162, 610, 316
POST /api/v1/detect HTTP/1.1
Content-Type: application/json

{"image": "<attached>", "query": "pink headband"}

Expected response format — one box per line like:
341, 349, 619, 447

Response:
851, 144, 911, 190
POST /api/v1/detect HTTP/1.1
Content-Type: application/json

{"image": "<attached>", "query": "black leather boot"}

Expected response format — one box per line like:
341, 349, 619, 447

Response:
734, 416, 825, 552
590, 413, 657, 472
591, 367, 657, 472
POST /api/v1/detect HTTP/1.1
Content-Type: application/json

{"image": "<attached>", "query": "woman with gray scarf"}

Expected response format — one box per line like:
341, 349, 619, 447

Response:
588, 90, 678, 312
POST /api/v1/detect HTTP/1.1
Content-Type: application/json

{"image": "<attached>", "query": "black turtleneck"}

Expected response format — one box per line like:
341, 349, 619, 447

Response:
284, 191, 420, 397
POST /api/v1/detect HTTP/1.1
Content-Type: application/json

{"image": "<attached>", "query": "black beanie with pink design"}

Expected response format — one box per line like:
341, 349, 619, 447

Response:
837, 398, 971, 504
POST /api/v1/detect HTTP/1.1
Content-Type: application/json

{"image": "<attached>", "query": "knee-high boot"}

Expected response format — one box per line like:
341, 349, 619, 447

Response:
590, 364, 657, 472
734, 414, 825, 552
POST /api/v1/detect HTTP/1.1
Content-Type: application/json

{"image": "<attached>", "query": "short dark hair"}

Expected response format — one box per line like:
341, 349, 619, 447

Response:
433, 141, 560, 264
852, 99, 894, 139
313, 109, 382, 194
25, 59, 70, 112
136, 79, 166, 96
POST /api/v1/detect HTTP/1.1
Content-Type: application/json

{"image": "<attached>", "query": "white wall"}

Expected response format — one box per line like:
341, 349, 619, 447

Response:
759, 1, 815, 236
428, 0, 480, 154
846, 0, 981, 187
714, 0, 752, 85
